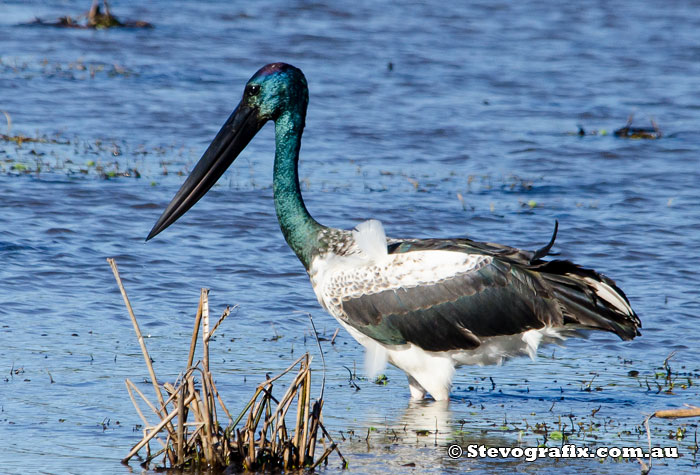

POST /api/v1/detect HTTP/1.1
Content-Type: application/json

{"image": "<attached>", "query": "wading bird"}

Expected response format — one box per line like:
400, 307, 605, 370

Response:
148, 63, 641, 401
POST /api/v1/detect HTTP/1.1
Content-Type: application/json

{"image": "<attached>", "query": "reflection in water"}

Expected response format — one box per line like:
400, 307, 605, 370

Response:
399, 400, 453, 444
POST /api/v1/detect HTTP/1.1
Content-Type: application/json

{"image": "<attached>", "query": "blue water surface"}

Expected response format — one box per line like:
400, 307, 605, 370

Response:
1, 1, 699, 473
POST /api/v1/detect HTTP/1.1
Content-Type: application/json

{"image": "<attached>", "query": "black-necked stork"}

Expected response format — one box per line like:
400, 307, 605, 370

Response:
147, 63, 641, 401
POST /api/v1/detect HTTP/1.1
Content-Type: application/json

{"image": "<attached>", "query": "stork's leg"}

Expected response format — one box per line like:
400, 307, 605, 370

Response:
407, 375, 427, 400
406, 356, 454, 401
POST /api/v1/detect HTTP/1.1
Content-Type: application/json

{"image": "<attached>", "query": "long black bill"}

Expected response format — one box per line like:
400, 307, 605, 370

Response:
146, 103, 263, 240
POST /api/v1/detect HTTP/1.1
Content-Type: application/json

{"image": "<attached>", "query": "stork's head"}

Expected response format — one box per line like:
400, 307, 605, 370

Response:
243, 63, 308, 121
146, 63, 307, 240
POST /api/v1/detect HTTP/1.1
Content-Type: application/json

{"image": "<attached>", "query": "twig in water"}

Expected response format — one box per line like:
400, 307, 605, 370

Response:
2, 111, 11, 135
107, 258, 171, 432
307, 313, 326, 401
330, 327, 340, 345
654, 405, 700, 419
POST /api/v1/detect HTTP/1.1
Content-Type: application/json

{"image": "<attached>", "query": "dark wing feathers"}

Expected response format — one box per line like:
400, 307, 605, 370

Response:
341, 260, 565, 351
340, 231, 640, 352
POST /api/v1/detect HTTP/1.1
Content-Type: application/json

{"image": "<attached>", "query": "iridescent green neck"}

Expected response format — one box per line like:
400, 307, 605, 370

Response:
273, 109, 323, 269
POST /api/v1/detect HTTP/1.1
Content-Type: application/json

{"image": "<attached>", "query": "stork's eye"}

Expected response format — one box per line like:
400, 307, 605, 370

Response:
246, 84, 260, 97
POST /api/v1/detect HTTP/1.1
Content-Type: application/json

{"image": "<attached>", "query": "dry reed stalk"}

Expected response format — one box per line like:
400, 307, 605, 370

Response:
202, 288, 210, 372
186, 292, 203, 369
206, 306, 233, 342
164, 433, 176, 467
272, 370, 307, 431
308, 399, 323, 461
299, 366, 312, 463
176, 383, 186, 462
207, 372, 233, 423
193, 387, 213, 462
108, 259, 173, 434
122, 393, 195, 463
111, 258, 346, 470
204, 375, 218, 433
293, 366, 305, 453
230, 353, 309, 429
124, 379, 153, 426
124, 379, 167, 450
331, 327, 340, 345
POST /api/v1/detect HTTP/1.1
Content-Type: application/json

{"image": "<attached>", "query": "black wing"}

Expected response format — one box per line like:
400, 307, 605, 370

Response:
338, 232, 640, 352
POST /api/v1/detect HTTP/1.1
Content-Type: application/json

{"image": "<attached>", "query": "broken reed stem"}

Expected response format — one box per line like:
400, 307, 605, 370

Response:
319, 422, 347, 468
264, 389, 273, 436
258, 354, 311, 389
251, 391, 268, 433
330, 327, 340, 345
125, 379, 167, 450
273, 363, 310, 429
193, 386, 214, 463
208, 372, 233, 424
205, 380, 219, 461
232, 387, 265, 430
299, 366, 312, 463
310, 445, 334, 470
125, 379, 151, 427
186, 294, 204, 369
165, 433, 176, 467
203, 367, 220, 444
293, 365, 308, 464
308, 400, 323, 462
2, 110, 11, 135
307, 313, 326, 401
176, 383, 186, 463
125, 378, 163, 421
231, 353, 309, 429
108, 258, 171, 431
206, 306, 233, 342
122, 393, 195, 463
202, 288, 210, 373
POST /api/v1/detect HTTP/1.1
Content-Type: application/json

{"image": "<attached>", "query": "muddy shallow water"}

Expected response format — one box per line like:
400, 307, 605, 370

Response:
1, 1, 700, 473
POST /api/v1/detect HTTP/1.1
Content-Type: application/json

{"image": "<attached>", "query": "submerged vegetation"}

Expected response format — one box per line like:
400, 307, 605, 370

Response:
108, 259, 346, 471
23, 1, 152, 29
0, 123, 194, 180
0, 56, 135, 80
613, 114, 663, 140
574, 114, 663, 139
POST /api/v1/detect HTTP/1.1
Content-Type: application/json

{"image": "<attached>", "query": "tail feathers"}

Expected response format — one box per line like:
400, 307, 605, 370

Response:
539, 260, 641, 340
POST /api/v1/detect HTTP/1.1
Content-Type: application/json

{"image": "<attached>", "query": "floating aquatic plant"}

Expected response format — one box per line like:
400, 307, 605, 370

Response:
23, 1, 152, 29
